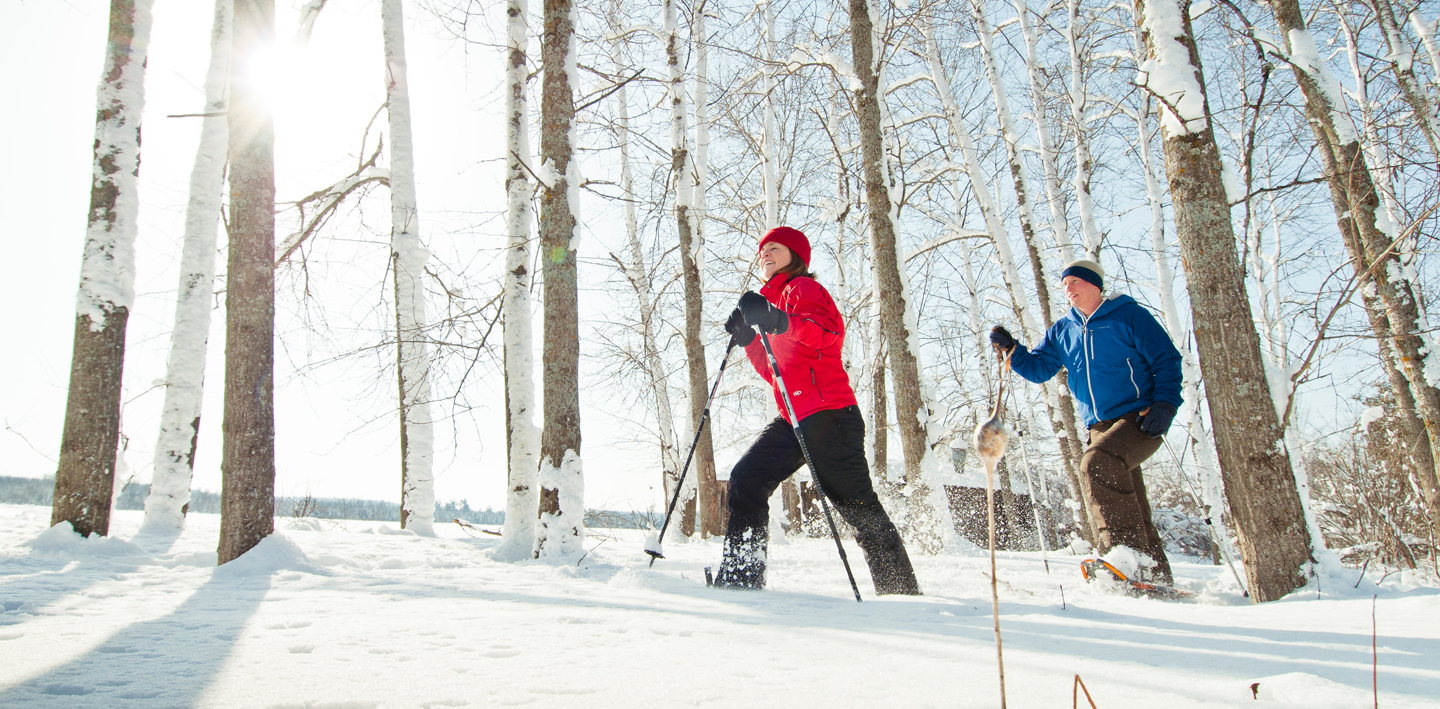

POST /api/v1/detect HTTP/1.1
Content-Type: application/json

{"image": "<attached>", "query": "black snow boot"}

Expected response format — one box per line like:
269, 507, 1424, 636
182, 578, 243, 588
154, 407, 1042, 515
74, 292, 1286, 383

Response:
842, 504, 922, 596
713, 524, 768, 590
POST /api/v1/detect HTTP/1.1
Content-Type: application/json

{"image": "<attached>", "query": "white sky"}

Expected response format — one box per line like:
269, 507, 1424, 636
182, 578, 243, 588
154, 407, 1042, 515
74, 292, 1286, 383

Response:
1, 0, 679, 513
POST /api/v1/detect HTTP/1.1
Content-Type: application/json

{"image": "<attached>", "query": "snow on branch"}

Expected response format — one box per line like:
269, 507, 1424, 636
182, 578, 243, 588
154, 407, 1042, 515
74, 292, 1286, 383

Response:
1136, 0, 1208, 135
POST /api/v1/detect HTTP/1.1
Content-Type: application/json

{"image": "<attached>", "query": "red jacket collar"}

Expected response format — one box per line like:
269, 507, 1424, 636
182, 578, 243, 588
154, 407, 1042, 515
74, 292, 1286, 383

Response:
759, 272, 793, 299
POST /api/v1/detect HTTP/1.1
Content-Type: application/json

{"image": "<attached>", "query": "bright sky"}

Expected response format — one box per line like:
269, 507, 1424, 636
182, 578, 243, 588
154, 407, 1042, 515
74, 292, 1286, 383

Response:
0, 0, 677, 513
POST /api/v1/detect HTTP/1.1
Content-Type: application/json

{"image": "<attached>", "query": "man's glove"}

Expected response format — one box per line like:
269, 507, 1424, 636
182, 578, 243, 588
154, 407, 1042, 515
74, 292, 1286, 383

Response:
1139, 401, 1178, 439
989, 325, 1017, 352
739, 291, 789, 334
724, 308, 756, 347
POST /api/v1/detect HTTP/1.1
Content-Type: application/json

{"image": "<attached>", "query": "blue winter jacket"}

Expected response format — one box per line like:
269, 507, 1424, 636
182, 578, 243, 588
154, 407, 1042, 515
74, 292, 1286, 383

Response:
1010, 294, 1183, 427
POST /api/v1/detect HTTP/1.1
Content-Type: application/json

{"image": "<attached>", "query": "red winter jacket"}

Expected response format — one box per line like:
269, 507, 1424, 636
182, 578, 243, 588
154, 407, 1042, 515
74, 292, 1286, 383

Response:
743, 273, 859, 423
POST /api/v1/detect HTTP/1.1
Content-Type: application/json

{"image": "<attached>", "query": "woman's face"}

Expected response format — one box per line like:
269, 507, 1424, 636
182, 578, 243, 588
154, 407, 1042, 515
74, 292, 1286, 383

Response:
760, 242, 793, 279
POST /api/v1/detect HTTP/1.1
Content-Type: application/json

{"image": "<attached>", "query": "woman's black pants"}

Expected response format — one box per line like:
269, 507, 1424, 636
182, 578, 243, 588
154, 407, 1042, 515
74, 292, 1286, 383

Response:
714, 406, 921, 595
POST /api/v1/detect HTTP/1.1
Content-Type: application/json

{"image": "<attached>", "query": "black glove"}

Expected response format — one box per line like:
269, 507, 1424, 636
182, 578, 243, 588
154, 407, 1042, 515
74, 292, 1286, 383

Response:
724, 308, 756, 347
989, 325, 1017, 351
1139, 400, 1178, 439
738, 291, 789, 334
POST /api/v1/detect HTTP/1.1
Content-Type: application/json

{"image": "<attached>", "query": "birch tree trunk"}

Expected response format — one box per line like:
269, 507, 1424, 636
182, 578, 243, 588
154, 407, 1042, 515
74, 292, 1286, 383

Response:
758, 0, 803, 531
500, 0, 540, 556
1014, 0, 1075, 264
970, 1, 1090, 543
143, 0, 230, 532
666, 0, 704, 538
851, 0, 953, 549
382, 0, 435, 535
534, 0, 584, 559
1411, 10, 1440, 94
1065, 0, 1102, 258
613, 14, 682, 537
1372, 0, 1440, 160
763, 1, 779, 229
1335, 6, 1439, 534
692, 0, 722, 538
1138, 0, 1312, 601
218, 0, 278, 564
1013, 0, 1091, 542
1269, 0, 1440, 539
924, 21, 1029, 538
52, 0, 154, 539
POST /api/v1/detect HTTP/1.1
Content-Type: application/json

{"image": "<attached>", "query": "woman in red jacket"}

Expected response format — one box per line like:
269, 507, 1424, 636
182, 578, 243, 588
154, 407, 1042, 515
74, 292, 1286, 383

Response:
715, 226, 920, 595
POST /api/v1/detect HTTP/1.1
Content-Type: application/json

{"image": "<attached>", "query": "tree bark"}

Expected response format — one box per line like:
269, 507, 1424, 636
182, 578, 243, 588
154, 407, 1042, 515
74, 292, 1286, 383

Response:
383, 0, 435, 535
144, 0, 230, 532
1268, 0, 1440, 539
1011, 0, 1092, 543
691, 0, 722, 538
501, 0, 540, 557
500, 0, 539, 552
850, 0, 919, 484
1371, 0, 1440, 160
1065, 0, 1102, 258
535, 0, 584, 559
1138, 0, 1312, 601
54, 0, 155, 538
667, 0, 704, 538
218, 0, 277, 565
609, 10, 683, 539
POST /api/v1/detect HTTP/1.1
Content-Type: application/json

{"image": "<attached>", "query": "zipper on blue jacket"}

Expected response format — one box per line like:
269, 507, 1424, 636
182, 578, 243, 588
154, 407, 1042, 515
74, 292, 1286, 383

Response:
1080, 311, 1097, 417
1126, 358, 1141, 399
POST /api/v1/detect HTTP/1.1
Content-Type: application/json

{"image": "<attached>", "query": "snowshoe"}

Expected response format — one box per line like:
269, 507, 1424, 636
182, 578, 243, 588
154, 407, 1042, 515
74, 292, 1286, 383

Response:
1080, 558, 1194, 600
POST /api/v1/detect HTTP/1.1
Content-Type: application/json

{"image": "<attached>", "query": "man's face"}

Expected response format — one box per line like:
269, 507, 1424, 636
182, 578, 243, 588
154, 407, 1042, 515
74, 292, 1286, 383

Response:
1062, 275, 1102, 311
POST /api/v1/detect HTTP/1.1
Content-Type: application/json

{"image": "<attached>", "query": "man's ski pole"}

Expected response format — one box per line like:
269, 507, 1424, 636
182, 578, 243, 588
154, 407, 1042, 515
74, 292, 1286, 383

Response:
757, 329, 863, 603
646, 338, 738, 567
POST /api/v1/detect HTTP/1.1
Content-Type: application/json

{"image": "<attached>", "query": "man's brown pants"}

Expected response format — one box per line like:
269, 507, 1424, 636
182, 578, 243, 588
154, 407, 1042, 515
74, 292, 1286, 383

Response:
1082, 412, 1172, 582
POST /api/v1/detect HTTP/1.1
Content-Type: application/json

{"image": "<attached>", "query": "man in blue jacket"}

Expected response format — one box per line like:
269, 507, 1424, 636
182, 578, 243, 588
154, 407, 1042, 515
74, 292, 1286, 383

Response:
990, 259, 1183, 583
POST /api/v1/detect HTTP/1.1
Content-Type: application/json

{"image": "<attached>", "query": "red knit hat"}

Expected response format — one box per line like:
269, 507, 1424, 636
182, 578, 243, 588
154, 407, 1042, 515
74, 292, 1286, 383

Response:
758, 226, 811, 267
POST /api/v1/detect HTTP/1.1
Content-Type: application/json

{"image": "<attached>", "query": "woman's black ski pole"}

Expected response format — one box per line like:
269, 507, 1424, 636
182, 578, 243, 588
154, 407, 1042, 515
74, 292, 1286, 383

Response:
757, 329, 863, 603
646, 337, 738, 567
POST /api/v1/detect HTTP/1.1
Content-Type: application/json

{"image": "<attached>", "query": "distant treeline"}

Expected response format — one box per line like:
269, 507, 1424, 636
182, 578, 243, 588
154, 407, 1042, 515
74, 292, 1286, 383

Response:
0, 476, 657, 529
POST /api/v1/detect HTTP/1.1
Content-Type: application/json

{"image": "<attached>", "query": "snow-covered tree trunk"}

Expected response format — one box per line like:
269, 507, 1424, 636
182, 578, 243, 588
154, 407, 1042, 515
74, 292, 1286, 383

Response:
1132, 70, 1236, 567
381, 0, 435, 536
851, 0, 955, 550
1335, 4, 1439, 537
1013, 0, 1090, 538
1065, 0, 1102, 259
925, 20, 1035, 538
143, 0, 230, 532
762, 1, 779, 229
1336, 15, 1406, 228
1014, 0, 1075, 264
534, 0, 584, 559
666, 0, 705, 538
52, 0, 154, 539
1270, 0, 1440, 539
218, 0, 278, 565
500, 0, 540, 557
1372, 0, 1440, 160
1412, 10, 1440, 94
1137, 0, 1312, 601
926, 25, 1032, 342
692, 0, 721, 538
971, 1, 1089, 542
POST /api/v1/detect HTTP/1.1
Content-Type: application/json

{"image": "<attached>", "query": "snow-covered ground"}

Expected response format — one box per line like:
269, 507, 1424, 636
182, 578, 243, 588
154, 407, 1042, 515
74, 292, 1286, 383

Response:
0, 504, 1435, 708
